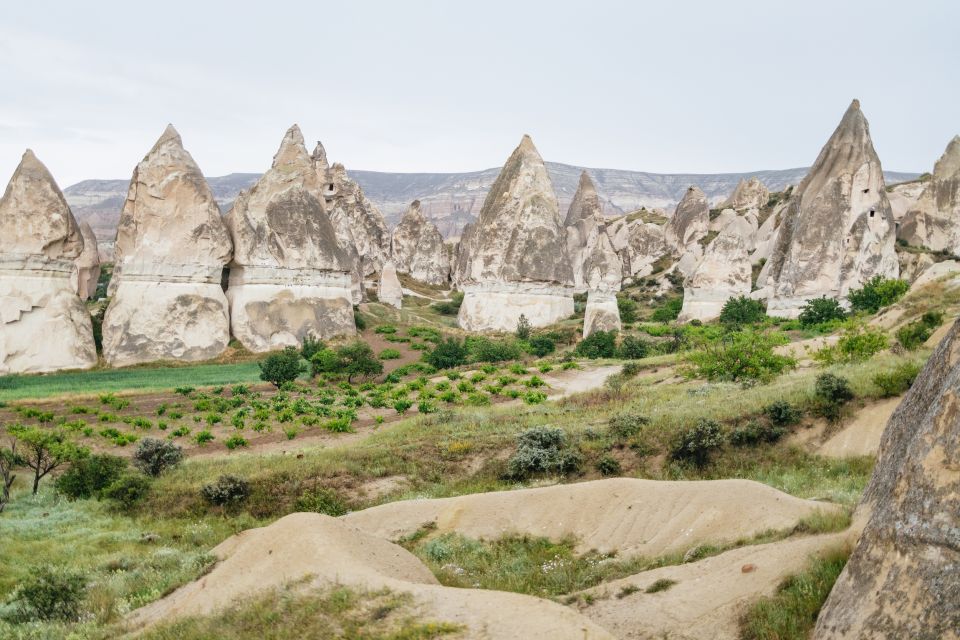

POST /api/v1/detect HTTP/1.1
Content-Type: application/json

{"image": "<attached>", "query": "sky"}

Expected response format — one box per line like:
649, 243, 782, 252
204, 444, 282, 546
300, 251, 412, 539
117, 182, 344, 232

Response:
0, 0, 957, 187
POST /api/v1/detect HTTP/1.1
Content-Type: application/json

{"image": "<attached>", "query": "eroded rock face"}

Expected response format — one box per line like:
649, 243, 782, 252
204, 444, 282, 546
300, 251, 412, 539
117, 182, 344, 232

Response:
390, 200, 450, 285
455, 135, 574, 331
312, 143, 363, 304
764, 100, 898, 317
224, 126, 355, 351
74, 221, 101, 300
0, 150, 97, 373
565, 173, 623, 292
813, 319, 960, 639
624, 220, 668, 279
721, 177, 769, 211
679, 217, 753, 322
378, 261, 403, 308
103, 126, 233, 366
564, 171, 603, 226
583, 290, 621, 337
899, 136, 960, 254
665, 186, 709, 251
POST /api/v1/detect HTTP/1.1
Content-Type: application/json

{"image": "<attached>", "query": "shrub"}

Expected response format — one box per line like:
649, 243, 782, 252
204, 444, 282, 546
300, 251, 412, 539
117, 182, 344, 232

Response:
575, 330, 617, 358
466, 336, 523, 362
393, 398, 413, 415
684, 330, 795, 382
201, 475, 250, 507
718, 296, 766, 328
224, 435, 248, 450
617, 295, 639, 324
729, 420, 786, 447
815, 325, 888, 364
6, 566, 88, 622
670, 418, 724, 467
379, 348, 402, 360
55, 454, 127, 499
764, 401, 801, 428
798, 296, 846, 327
616, 335, 651, 359
896, 311, 943, 350
523, 390, 547, 404
814, 373, 854, 422
651, 297, 682, 322
872, 361, 922, 397
101, 473, 151, 509
527, 335, 556, 357
259, 347, 304, 387
311, 341, 384, 381
374, 324, 397, 334
194, 430, 214, 445
424, 337, 469, 369
596, 455, 621, 476
507, 426, 582, 480
846, 276, 909, 314
295, 488, 348, 516
431, 291, 464, 315
353, 306, 367, 331
516, 314, 532, 340
608, 412, 649, 440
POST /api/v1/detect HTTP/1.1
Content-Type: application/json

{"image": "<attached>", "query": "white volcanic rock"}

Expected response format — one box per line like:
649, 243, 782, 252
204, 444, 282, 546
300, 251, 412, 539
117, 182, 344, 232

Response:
224, 126, 355, 352
664, 186, 710, 251
74, 221, 101, 300
378, 261, 403, 308
887, 180, 925, 225
565, 173, 622, 292
0, 151, 97, 374
679, 216, 753, 322
583, 290, 621, 337
721, 177, 769, 211
103, 126, 233, 366
563, 171, 602, 226
898, 136, 960, 253
390, 200, 450, 285
709, 208, 738, 233
624, 220, 668, 278
455, 136, 574, 331
764, 101, 899, 317
311, 143, 363, 304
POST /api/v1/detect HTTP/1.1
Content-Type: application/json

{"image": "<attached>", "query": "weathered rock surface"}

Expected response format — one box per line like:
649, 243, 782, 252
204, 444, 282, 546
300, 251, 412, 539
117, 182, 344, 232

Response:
311, 143, 363, 304
224, 126, 355, 352
390, 200, 450, 285
624, 220, 668, 278
813, 318, 960, 639
899, 136, 960, 254
563, 171, 603, 226
721, 177, 769, 211
583, 290, 621, 336
0, 150, 97, 374
764, 100, 899, 317
679, 216, 753, 322
73, 221, 101, 300
665, 186, 710, 251
103, 126, 233, 366
378, 261, 403, 308
565, 173, 623, 292
455, 136, 574, 331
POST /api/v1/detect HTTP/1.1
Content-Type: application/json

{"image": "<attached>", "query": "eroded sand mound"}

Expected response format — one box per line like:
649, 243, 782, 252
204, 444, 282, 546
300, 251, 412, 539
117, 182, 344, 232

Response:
343, 478, 839, 557
818, 397, 900, 458
125, 513, 612, 639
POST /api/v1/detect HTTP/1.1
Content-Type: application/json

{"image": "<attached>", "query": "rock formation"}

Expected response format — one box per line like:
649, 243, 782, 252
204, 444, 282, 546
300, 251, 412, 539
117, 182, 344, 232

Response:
390, 200, 450, 285
455, 135, 574, 331
563, 171, 602, 226
721, 177, 769, 211
102, 126, 233, 366
224, 126, 356, 352
624, 220, 668, 279
665, 186, 710, 251
899, 136, 960, 254
813, 318, 960, 639
311, 143, 363, 304
679, 217, 753, 322
763, 100, 898, 317
565, 172, 623, 292
0, 151, 97, 374
583, 291, 621, 336
378, 261, 403, 308
73, 221, 101, 300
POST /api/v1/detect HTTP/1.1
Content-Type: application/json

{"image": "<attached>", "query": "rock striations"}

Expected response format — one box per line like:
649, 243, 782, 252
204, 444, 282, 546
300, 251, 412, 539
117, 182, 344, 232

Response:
899, 135, 960, 254
73, 221, 101, 300
665, 186, 710, 278
102, 126, 233, 367
224, 126, 356, 352
763, 100, 899, 317
390, 200, 450, 285
721, 177, 769, 211
378, 261, 403, 308
679, 216, 753, 322
813, 318, 960, 639
0, 151, 97, 374
454, 135, 575, 331
564, 170, 602, 226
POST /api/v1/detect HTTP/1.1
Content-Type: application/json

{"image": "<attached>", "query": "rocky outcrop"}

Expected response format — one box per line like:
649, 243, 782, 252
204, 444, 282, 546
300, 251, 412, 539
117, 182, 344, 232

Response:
565, 172, 623, 292
390, 200, 450, 285
813, 319, 960, 639
311, 143, 363, 304
0, 151, 97, 374
224, 126, 355, 352
665, 186, 710, 251
73, 221, 101, 300
583, 290, 621, 336
624, 220, 668, 279
679, 217, 753, 322
898, 136, 960, 253
102, 126, 233, 366
564, 171, 603, 226
378, 261, 403, 308
763, 100, 899, 317
721, 177, 769, 211
455, 136, 574, 331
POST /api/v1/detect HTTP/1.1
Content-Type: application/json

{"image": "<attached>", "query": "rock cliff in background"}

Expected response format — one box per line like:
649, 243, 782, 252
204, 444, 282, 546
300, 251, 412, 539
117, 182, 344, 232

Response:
0, 151, 97, 374
102, 126, 233, 366
74, 221, 101, 300
455, 136, 574, 331
390, 200, 450, 285
899, 136, 960, 253
224, 126, 355, 352
813, 319, 960, 639
679, 217, 753, 321
378, 261, 403, 308
721, 177, 769, 211
763, 100, 898, 317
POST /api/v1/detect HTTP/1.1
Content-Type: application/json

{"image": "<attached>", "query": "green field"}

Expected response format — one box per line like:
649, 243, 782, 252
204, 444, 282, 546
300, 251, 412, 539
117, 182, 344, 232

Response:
0, 362, 263, 402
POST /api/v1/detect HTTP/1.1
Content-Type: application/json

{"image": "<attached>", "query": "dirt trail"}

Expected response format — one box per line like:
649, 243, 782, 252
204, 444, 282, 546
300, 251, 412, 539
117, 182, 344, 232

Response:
544, 364, 621, 397
788, 397, 901, 459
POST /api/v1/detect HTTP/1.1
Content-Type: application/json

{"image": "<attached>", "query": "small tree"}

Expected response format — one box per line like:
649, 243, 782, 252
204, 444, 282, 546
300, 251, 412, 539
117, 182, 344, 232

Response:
0, 439, 18, 513
54, 453, 126, 500
425, 337, 469, 369
798, 296, 846, 327
132, 438, 184, 477
300, 335, 325, 360
337, 341, 384, 382
847, 276, 909, 314
516, 314, 532, 340
617, 294, 639, 324
575, 330, 618, 358
7, 425, 87, 494
259, 347, 304, 387
718, 296, 766, 328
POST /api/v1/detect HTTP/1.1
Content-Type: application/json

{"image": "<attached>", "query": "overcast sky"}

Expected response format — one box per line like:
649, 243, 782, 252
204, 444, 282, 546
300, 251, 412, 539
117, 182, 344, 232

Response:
1, 0, 957, 187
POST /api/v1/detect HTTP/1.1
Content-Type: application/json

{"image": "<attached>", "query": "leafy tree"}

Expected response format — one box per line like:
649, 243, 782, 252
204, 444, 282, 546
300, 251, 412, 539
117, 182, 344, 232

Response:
424, 337, 469, 369
515, 314, 532, 340
259, 347, 304, 387
575, 330, 617, 358
300, 335, 325, 360
527, 335, 556, 357
718, 296, 766, 328
846, 276, 909, 314
616, 335, 651, 359
683, 330, 795, 382
815, 325, 888, 364
617, 294, 639, 324
0, 440, 19, 513
132, 438, 184, 476
54, 453, 127, 500
311, 341, 383, 382
798, 296, 846, 327
7, 425, 87, 494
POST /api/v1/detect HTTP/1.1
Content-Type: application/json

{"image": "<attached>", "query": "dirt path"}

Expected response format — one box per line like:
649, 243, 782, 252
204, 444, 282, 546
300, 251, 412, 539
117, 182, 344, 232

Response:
787, 397, 901, 459
544, 365, 621, 397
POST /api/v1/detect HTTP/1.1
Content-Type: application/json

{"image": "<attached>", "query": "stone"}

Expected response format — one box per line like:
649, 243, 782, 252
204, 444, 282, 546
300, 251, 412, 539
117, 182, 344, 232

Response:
0, 150, 97, 374
74, 221, 101, 300
813, 319, 960, 639
678, 216, 753, 322
721, 177, 769, 211
665, 186, 710, 251
583, 290, 621, 337
764, 100, 899, 317
899, 136, 960, 253
708, 208, 739, 233
102, 126, 233, 367
455, 135, 574, 331
390, 200, 450, 285
378, 261, 403, 308
224, 126, 356, 352
565, 173, 622, 292
563, 170, 602, 226
624, 220, 668, 279
312, 143, 363, 304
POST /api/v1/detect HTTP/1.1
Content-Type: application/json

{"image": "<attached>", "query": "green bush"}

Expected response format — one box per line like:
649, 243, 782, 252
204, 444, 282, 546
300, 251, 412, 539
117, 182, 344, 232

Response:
764, 401, 801, 428
729, 420, 786, 447
527, 335, 556, 357
300, 335, 325, 360
616, 335, 651, 359
515, 314, 532, 340
101, 473, 151, 509
815, 325, 888, 364
374, 324, 397, 334
507, 426, 582, 480
608, 412, 649, 440
259, 347, 304, 387
684, 330, 795, 382
224, 434, 248, 450
847, 276, 909, 314
466, 336, 522, 363
353, 306, 366, 331
6, 566, 87, 622
670, 418, 724, 467
431, 291, 464, 315
424, 337, 469, 369
718, 296, 766, 328
814, 373, 854, 422
54, 454, 127, 500
872, 361, 922, 397
295, 488, 348, 516
617, 295, 639, 324
895, 310, 943, 350
651, 297, 682, 322
311, 341, 383, 381
379, 348, 402, 360
575, 330, 617, 358
201, 474, 250, 507
798, 296, 846, 327
596, 455, 621, 476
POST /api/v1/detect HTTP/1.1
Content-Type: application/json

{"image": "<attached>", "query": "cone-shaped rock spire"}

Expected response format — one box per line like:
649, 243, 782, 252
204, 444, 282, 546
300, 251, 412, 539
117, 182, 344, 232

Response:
899, 135, 960, 253
564, 171, 603, 226
390, 200, 450, 285
74, 222, 101, 300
